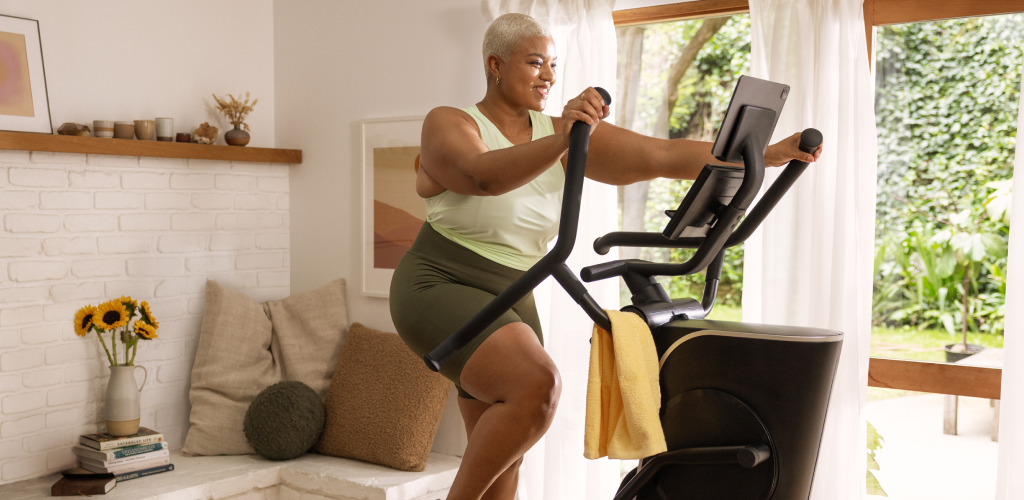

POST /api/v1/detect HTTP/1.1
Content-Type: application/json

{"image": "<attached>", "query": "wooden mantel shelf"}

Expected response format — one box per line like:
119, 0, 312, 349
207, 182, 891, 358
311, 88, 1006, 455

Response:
0, 131, 301, 164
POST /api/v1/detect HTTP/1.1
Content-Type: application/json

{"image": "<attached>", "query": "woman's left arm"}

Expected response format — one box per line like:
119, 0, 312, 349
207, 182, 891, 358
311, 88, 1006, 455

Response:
551, 88, 822, 185
570, 120, 822, 185
552, 88, 823, 185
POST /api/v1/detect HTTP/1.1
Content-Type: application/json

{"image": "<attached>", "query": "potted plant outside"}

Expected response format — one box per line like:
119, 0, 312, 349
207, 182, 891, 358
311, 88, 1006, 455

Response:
923, 185, 1010, 362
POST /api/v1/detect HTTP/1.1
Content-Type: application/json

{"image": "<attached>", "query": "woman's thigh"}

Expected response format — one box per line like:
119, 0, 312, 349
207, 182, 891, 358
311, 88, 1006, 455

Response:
458, 322, 560, 405
391, 276, 534, 397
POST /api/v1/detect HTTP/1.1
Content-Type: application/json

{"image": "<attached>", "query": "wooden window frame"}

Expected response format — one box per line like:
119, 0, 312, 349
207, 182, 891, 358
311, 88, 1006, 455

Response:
613, 0, 1024, 400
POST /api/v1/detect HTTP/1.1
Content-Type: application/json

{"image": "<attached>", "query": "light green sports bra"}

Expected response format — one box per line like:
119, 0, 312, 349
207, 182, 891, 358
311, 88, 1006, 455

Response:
426, 105, 564, 271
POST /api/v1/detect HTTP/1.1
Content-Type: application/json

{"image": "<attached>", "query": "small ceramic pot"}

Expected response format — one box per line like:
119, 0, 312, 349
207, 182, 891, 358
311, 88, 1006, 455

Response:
113, 122, 135, 140
155, 118, 174, 142
225, 125, 250, 146
105, 365, 147, 436
176, 133, 191, 143
134, 120, 155, 140
93, 120, 115, 139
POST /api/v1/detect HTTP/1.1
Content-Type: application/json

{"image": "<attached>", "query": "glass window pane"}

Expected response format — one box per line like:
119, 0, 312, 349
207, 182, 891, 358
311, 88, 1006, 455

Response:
615, 14, 750, 318
869, 13, 1022, 499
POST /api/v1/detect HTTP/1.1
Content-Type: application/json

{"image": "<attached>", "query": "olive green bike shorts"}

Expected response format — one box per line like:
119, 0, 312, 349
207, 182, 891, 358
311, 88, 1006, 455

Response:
390, 223, 543, 399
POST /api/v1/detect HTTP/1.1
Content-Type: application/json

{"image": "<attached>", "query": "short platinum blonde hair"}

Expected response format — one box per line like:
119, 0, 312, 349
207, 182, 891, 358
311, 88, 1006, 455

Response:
482, 13, 553, 80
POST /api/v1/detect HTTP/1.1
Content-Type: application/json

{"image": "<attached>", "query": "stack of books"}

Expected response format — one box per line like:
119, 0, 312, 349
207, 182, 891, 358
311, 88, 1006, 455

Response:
73, 427, 174, 482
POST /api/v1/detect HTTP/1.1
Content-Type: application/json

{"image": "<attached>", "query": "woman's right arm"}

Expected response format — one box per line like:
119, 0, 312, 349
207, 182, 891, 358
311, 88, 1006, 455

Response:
419, 107, 570, 197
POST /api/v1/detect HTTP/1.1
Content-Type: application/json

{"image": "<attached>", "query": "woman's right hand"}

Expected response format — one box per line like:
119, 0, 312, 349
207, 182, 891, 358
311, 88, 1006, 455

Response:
560, 87, 610, 144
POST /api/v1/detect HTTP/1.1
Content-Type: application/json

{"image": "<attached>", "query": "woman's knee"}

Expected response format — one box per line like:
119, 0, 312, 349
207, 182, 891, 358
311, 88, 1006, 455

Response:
459, 322, 552, 401
519, 365, 561, 429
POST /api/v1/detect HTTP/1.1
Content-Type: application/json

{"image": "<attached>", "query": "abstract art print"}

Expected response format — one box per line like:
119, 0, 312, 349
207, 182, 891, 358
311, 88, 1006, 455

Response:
0, 15, 50, 134
361, 116, 425, 297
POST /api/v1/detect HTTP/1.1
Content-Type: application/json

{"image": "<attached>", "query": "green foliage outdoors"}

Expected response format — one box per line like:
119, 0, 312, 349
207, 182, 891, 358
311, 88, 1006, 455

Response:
866, 421, 888, 497
635, 15, 751, 306
871, 325, 1004, 362
873, 16, 1022, 342
626, 15, 1021, 336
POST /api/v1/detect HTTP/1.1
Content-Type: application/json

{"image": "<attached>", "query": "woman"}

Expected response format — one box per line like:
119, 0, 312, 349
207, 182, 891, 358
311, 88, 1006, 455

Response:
390, 13, 821, 500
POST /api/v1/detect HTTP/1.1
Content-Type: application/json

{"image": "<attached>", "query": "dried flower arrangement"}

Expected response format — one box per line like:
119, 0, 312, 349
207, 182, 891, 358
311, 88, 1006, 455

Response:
212, 92, 258, 131
76, 297, 159, 366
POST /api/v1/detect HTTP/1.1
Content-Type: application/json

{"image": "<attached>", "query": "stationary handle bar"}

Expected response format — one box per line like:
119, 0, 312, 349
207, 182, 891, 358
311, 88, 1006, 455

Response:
581, 128, 823, 283
423, 88, 614, 372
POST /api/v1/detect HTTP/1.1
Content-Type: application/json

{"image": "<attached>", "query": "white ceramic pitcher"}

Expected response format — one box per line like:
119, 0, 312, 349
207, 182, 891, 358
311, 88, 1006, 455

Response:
105, 365, 147, 436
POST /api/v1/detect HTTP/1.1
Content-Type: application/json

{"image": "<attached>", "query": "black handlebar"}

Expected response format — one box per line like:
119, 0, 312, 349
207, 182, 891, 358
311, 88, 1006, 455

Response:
587, 127, 823, 269
422, 88, 614, 372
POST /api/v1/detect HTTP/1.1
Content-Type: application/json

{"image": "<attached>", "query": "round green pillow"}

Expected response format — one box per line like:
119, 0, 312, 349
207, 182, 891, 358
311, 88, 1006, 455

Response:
244, 381, 326, 460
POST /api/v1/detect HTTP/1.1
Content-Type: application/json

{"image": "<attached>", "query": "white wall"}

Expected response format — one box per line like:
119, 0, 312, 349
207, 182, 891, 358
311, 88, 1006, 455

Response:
0, 151, 291, 485
0, 0, 275, 146
0, 0, 280, 485
273, 0, 489, 455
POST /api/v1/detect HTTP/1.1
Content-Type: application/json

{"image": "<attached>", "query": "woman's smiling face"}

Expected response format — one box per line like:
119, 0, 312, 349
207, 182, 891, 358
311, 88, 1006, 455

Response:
491, 36, 557, 111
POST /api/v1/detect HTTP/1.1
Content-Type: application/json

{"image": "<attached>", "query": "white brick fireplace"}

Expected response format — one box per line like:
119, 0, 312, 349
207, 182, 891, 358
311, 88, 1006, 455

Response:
0, 149, 291, 484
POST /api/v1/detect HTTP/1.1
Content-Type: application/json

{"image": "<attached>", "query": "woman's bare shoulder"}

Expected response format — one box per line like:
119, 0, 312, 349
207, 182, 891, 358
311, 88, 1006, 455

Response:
425, 106, 478, 132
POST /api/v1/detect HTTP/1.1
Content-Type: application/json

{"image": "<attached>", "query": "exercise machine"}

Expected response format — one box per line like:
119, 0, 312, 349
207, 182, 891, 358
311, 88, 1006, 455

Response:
423, 77, 842, 500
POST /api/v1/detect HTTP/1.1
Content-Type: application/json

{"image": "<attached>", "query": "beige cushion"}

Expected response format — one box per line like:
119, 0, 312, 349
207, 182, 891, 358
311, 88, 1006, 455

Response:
183, 278, 348, 456
315, 323, 452, 472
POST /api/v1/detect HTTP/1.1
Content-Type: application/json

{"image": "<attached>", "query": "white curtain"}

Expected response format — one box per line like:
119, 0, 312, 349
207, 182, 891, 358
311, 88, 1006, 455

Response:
744, 1, 877, 499
995, 58, 1024, 500
481, 1, 621, 499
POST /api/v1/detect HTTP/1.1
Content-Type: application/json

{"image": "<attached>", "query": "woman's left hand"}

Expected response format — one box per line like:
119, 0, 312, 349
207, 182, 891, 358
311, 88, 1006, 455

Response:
764, 132, 823, 167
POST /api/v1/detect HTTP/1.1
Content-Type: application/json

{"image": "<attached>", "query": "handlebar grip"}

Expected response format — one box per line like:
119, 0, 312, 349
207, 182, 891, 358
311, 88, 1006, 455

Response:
581, 261, 629, 282
799, 128, 822, 154
595, 87, 612, 106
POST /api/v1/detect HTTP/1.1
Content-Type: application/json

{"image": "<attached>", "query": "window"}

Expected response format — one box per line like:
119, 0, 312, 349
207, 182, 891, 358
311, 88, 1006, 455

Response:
615, 12, 750, 316
866, 11, 1021, 499
613, 2, 751, 483
613, 1, 1024, 495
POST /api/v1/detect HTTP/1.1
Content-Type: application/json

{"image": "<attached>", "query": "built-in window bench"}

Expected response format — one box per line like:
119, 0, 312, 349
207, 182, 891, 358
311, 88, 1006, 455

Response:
0, 450, 461, 500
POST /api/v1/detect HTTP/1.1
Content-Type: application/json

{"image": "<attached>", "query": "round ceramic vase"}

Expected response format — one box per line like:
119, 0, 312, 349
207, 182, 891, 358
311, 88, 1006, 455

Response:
225, 125, 250, 146
105, 365, 147, 436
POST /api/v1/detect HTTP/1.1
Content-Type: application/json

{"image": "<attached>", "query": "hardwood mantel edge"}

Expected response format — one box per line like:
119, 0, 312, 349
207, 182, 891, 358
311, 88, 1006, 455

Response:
613, 0, 749, 26
868, 357, 1002, 400
0, 131, 301, 164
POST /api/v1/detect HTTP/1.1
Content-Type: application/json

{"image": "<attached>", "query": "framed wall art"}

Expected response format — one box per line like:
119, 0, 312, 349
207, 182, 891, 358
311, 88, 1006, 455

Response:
361, 115, 426, 297
0, 14, 52, 134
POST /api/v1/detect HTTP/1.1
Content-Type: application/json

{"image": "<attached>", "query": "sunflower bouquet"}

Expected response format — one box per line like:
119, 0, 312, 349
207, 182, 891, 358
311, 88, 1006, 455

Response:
75, 297, 159, 367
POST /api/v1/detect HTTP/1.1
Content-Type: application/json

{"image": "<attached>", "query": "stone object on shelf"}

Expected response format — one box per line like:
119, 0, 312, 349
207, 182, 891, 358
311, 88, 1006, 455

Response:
193, 122, 218, 145
57, 123, 91, 136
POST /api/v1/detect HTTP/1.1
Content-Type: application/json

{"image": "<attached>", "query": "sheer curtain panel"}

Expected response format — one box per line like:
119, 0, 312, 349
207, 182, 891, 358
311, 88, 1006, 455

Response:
480, 1, 621, 499
744, 0, 877, 499
995, 59, 1024, 500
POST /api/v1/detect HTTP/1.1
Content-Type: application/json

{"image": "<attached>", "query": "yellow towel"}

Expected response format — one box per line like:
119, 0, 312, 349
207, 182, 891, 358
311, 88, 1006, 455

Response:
584, 309, 667, 460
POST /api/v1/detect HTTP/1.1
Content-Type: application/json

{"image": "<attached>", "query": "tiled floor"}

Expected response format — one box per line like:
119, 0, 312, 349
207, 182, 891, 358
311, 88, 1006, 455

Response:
865, 394, 998, 500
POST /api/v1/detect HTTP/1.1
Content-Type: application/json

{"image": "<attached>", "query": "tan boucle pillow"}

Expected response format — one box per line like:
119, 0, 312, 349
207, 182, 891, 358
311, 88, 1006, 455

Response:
315, 323, 452, 471
183, 278, 348, 456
